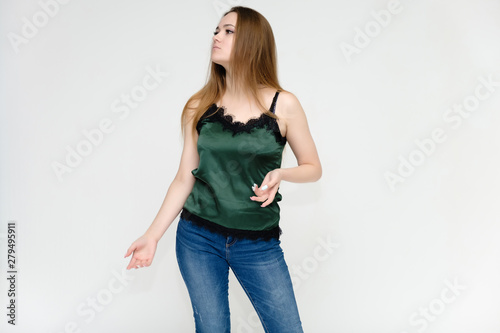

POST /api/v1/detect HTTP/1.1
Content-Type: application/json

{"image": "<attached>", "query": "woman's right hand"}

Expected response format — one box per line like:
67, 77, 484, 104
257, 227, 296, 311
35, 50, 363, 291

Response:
124, 234, 158, 270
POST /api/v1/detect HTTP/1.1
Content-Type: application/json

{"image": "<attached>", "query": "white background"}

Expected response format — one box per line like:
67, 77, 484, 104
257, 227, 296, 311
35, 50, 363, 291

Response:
1, 0, 500, 332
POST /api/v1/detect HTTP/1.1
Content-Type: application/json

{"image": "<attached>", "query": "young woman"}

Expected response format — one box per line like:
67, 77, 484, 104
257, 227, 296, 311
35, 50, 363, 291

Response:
124, 6, 321, 332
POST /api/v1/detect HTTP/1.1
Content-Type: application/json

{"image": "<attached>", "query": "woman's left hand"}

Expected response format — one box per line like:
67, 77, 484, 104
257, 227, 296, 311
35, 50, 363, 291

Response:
250, 169, 283, 207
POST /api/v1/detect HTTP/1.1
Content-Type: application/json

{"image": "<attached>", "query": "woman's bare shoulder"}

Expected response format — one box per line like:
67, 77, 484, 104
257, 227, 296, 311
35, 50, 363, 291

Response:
276, 90, 303, 118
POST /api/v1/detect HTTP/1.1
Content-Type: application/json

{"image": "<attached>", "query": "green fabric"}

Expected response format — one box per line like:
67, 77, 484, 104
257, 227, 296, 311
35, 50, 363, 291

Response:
183, 107, 286, 231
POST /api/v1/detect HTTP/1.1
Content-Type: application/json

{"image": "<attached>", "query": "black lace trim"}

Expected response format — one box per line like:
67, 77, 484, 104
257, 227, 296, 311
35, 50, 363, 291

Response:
197, 104, 287, 146
180, 208, 282, 241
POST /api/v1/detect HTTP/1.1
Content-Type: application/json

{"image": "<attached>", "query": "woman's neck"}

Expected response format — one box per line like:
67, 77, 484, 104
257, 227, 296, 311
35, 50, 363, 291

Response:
223, 71, 265, 103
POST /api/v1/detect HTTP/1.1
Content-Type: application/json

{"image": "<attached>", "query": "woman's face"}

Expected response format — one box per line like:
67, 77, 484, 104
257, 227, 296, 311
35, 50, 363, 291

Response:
212, 12, 237, 68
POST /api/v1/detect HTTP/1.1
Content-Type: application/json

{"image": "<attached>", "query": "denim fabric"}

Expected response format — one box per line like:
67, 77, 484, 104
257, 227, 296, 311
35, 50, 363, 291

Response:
176, 216, 303, 333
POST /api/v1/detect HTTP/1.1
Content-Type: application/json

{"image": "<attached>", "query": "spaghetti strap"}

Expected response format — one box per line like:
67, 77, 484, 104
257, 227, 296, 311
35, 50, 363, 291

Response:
270, 90, 280, 114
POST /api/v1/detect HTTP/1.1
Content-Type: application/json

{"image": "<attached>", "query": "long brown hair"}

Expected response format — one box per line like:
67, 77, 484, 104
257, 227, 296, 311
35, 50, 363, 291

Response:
181, 6, 285, 136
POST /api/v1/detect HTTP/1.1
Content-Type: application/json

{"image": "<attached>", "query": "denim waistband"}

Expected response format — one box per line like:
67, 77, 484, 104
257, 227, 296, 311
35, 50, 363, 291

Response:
180, 208, 282, 241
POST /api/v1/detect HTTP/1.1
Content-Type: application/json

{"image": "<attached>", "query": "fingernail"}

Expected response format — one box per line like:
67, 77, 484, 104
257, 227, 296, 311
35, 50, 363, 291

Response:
261, 185, 268, 190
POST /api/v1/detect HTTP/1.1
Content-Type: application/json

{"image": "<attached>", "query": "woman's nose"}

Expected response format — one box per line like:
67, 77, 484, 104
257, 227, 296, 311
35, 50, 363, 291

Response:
213, 31, 221, 43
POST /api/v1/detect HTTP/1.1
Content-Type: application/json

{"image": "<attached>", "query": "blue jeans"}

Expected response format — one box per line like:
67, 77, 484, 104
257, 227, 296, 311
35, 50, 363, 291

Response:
175, 216, 303, 333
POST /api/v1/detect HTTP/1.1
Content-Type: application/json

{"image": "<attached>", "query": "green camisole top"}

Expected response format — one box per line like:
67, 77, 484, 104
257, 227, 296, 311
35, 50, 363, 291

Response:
181, 90, 286, 240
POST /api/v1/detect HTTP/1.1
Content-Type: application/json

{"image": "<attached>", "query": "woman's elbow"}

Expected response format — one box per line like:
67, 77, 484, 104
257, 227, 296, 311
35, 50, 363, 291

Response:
313, 162, 322, 182
303, 161, 322, 182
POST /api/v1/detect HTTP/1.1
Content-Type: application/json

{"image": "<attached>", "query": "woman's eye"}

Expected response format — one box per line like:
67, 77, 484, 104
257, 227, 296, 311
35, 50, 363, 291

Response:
213, 30, 233, 35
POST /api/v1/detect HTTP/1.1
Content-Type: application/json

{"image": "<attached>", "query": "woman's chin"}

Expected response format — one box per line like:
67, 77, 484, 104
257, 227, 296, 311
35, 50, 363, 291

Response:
211, 59, 227, 68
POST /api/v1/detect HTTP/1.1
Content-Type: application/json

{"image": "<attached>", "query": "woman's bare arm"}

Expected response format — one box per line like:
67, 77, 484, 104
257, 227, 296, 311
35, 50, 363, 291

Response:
251, 91, 322, 207
125, 102, 199, 269
143, 110, 200, 242
278, 91, 322, 183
